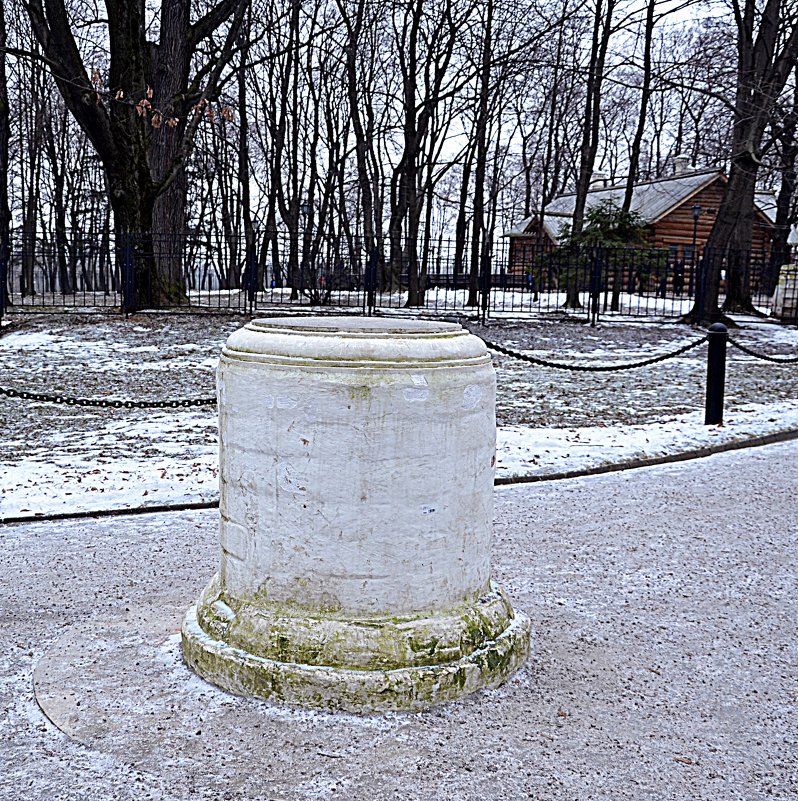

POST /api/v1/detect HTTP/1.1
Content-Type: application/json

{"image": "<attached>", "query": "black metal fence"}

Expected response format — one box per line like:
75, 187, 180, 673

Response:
1, 230, 794, 321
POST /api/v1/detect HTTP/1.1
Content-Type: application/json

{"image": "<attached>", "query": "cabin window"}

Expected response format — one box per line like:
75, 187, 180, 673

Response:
667, 243, 694, 262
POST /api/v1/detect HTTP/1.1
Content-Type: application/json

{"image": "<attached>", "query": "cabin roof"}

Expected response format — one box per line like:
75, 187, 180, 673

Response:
507, 169, 774, 243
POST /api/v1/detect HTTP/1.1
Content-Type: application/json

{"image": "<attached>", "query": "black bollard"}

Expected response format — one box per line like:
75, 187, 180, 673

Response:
705, 322, 728, 425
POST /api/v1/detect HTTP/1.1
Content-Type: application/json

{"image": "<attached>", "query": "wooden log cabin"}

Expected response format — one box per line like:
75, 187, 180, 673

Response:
506, 168, 775, 293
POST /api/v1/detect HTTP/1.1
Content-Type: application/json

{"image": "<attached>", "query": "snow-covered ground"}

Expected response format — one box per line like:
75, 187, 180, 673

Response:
497, 401, 798, 479
2, 409, 219, 517
1, 313, 797, 518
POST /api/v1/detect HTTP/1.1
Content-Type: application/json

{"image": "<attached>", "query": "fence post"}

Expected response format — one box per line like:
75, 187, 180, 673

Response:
696, 250, 709, 323
589, 247, 602, 326
0, 235, 7, 323
244, 242, 257, 313
705, 322, 727, 425
120, 232, 135, 315
479, 248, 491, 325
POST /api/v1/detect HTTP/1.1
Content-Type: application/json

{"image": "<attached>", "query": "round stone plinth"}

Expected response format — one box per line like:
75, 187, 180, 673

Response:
182, 585, 531, 713
183, 316, 531, 711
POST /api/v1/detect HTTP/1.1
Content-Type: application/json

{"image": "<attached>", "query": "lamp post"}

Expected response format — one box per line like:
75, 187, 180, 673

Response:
689, 203, 702, 296
299, 200, 309, 248
242, 216, 257, 311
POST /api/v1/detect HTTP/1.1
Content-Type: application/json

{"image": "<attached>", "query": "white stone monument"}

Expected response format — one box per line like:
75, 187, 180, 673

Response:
772, 264, 798, 322
182, 317, 530, 711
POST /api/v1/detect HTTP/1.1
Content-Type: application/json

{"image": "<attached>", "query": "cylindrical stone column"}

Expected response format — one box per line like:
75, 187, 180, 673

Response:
182, 317, 530, 711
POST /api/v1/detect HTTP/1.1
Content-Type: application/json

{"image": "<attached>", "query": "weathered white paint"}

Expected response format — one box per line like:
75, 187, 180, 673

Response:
183, 316, 530, 711
217, 317, 496, 616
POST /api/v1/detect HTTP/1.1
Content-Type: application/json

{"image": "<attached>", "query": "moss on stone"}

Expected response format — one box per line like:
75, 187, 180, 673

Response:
193, 582, 514, 672
181, 591, 532, 713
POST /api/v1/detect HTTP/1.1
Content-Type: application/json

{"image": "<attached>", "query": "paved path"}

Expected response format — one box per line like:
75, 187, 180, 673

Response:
1, 440, 796, 800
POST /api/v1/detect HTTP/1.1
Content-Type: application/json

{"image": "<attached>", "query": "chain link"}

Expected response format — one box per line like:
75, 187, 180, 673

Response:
727, 337, 798, 365
479, 335, 709, 372
4, 333, 790, 406
0, 385, 216, 408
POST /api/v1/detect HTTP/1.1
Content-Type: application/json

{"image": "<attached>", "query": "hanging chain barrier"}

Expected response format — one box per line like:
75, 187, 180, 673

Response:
472, 331, 709, 372
0, 335, 709, 410
1, 331, 792, 411
727, 338, 798, 365
0, 385, 216, 409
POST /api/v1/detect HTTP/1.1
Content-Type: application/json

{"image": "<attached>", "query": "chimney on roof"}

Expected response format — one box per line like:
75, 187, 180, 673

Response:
673, 155, 690, 175
589, 171, 607, 189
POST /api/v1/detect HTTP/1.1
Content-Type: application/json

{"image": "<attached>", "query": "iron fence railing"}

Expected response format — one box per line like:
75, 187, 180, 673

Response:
1, 230, 795, 321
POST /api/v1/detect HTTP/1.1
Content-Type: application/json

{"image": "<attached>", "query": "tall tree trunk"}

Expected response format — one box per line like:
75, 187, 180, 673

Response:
769, 74, 798, 293
238, 10, 255, 300
571, 0, 616, 239
705, 158, 759, 313
150, 0, 192, 302
337, 0, 377, 261
0, 0, 10, 312
622, 0, 656, 213
21, 91, 43, 298
390, 0, 421, 302
389, 0, 460, 303
688, 0, 798, 323
564, 0, 616, 309
43, 104, 72, 293
467, 0, 493, 308
453, 144, 475, 283
287, 0, 302, 299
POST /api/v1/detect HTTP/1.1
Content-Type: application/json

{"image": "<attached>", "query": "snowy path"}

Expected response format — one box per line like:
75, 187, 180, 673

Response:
2, 440, 796, 800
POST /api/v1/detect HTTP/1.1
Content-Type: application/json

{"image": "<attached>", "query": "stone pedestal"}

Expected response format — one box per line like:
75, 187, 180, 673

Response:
773, 265, 798, 322
182, 317, 530, 712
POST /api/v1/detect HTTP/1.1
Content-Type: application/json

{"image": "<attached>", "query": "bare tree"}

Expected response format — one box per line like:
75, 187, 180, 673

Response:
570, 0, 619, 239
387, 0, 475, 305
0, 0, 10, 311
769, 69, 798, 292
466, 0, 494, 309
335, 0, 380, 271
621, 0, 656, 212
690, 0, 798, 323
24, 0, 249, 308
18, 33, 47, 298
